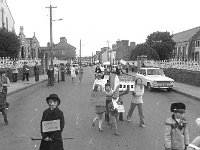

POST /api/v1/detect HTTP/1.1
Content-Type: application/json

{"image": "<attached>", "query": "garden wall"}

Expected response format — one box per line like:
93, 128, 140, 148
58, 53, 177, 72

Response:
164, 68, 200, 87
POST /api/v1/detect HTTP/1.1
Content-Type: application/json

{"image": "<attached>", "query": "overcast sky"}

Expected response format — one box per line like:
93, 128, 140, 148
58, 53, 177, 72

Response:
6, 0, 200, 56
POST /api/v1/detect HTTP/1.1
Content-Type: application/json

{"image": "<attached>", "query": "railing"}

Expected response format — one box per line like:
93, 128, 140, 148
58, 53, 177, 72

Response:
142, 60, 200, 71
0, 57, 41, 69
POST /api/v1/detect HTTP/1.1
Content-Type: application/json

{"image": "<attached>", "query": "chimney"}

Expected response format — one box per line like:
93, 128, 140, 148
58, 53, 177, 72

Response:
47, 42, 50, 47
116, 40, 122, 46
60, 37, 67, 43
130, 42, 136, 48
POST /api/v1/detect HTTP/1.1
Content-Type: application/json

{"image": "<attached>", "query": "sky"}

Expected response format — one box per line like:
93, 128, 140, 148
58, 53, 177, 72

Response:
6, 0, 200, 57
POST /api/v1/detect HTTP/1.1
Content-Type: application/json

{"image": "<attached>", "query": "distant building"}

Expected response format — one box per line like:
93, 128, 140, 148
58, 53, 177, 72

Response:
109, 40, 136, 63
173, 26, 200, 61
0, 0, 15, 32
40, 37, 76, 62
18, 26, 40, 59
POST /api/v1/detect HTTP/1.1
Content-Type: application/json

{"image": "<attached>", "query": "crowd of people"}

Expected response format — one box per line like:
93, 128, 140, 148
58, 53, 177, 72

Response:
91, 63, 200, 149
46, 63, 84, 87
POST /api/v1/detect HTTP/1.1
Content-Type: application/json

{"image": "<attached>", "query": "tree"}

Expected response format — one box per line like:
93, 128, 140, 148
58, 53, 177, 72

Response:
0, 28, 21, 59
130, 43, 160, 60
146, 31, 176, 60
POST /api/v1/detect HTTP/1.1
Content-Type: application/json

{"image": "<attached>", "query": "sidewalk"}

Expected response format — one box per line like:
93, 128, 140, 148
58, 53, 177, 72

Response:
7, 74, 48, 96
126, 71, 200, 101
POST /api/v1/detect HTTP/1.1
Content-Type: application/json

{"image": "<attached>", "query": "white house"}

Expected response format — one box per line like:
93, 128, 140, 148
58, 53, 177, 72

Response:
0, 0, 15, 32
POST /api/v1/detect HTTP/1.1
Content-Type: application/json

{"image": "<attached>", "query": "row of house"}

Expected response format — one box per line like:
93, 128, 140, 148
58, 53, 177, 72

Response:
94, 26, 200, 64
1, 0, 76, 65
93, 40, 136, 65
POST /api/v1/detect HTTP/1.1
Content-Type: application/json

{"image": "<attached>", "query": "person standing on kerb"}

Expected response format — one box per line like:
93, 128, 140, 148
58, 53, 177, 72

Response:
39, 94, 65, 150
0, 80, 8, 125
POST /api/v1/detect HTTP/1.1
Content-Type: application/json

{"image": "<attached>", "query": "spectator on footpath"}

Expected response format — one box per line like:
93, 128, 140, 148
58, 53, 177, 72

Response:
22, 62, 30, 82
0, 73, 10, 87
78, 66, 83, 83
54, 65, 59, 83
11, 61, 18, 82
95, 63, 102, 79
47, 65, 54, 87
34, 62, 40, 82
60, 64, 65, 81
126, 78, 145, 127
187, 118, 200, 150
71, 65, 76, 84
0, 80, 8, 125
164, 102, 189, 150
39, 94, 65, 150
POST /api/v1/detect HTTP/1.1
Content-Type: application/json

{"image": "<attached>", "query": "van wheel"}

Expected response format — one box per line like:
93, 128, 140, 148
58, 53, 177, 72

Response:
147, 83, 153, 92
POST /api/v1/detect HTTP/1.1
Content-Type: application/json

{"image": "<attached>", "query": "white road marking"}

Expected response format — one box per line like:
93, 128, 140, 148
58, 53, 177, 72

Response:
76, 113, 79, 125
89, 138, 93, 144
34, 145, 37, 148
35, 108, 38, 111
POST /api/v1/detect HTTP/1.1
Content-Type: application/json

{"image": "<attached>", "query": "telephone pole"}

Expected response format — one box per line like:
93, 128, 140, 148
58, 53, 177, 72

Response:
80, 39, 82, 66
46, 5, 57, 66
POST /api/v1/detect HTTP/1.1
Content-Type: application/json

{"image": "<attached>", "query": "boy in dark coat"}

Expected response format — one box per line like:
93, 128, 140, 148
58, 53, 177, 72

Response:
39, 94, 65, 150
47, 65, 54, 87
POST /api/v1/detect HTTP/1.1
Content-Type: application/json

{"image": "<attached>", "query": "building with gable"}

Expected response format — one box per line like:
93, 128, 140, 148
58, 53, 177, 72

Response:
172, 26, 200, 61
40, 37, 76, 62
0, 0, 15, 32
18, 26, 41, 59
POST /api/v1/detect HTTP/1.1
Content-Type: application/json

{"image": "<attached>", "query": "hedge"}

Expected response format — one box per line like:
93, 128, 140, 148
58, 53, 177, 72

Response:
164, 68, 200, 87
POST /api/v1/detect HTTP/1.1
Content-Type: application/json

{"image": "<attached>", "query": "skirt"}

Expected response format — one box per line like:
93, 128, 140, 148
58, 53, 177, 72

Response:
95, 105, 106, 114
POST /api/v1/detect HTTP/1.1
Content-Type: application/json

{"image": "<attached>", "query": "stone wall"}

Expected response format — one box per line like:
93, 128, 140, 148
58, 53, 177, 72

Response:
164, 68, 200, 87
0, 66, 44, 82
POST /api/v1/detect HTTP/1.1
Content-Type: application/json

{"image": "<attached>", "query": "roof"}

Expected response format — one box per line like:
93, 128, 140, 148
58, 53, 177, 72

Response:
173, 26, 200, 43
54, 42, 76, 50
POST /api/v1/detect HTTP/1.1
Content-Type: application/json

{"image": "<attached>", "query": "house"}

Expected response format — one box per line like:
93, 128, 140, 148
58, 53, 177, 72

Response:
18, 26, 40, 59
40, 37, 76, 62
0, 0, 15, 32
172, 26, 200, 61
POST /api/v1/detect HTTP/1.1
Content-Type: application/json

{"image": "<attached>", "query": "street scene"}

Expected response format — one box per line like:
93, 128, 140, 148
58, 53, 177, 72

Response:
0, 66, 199, 150
1, 0, 200, 150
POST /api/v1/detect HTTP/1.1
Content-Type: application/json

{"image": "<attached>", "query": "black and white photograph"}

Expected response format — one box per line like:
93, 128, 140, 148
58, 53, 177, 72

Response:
0, 0, 200, 149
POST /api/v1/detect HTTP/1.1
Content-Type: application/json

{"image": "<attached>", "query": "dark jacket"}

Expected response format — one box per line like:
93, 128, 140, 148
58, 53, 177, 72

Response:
22, 64, 29, 74
39, 107, 65, 150
34, 65, 40, 75
47, 69, 54, 78
0, 85, 7, 106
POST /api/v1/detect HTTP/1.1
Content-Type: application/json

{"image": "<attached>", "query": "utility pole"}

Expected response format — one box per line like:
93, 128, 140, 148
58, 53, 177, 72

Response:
80, 39, 81, 66
106, 40, 112, 67
92, 52, 93, 64
46, 5, 57, 66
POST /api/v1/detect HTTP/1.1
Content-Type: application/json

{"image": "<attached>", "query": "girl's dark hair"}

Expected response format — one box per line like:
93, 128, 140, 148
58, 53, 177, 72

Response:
135, 78, 142, 84
93, 84, 99, 91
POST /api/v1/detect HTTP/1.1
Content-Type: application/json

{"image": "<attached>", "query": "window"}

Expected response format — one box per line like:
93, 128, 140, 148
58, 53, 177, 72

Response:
195, 40, 200, 47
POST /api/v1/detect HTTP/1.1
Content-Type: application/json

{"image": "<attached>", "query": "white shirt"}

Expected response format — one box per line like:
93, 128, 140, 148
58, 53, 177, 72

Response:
131, 85, 144, 104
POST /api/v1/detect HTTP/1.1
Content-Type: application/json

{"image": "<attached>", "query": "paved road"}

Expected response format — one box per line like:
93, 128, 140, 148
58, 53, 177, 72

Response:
0, 67, 200, 150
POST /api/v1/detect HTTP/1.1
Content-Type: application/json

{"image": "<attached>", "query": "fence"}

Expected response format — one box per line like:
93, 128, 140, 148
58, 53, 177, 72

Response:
0, 57, 41, 69
143, 60, 200, 71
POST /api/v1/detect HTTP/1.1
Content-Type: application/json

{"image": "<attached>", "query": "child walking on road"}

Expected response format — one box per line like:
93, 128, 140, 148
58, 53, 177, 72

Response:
39, 94, 65, 150
164, 102, 189, 150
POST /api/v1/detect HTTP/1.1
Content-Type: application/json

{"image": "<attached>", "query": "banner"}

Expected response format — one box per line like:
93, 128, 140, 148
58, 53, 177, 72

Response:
42, 120, 60, 133
90, 91, 106, 106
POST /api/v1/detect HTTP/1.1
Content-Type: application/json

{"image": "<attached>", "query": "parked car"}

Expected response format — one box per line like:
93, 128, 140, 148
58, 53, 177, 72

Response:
136, 67, 174, 92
